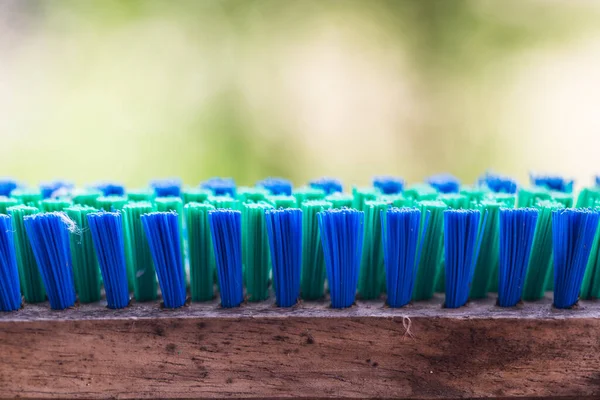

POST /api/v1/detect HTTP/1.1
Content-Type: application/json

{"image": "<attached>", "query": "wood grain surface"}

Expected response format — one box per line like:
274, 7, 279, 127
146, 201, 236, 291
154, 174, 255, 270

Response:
1, 294, 599, 399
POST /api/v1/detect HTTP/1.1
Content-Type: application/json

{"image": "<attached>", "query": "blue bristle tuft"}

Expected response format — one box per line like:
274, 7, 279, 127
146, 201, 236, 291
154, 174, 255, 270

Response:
201, 177, 237, 197
497, 208, 538, 307
208, 209, 243, 308
530, 173, 573, 193
595, 176, 600, 187
150, 178, 182, 197
426, 174, 460, 194
39, 180, 74, 199
444, 209, 484, 308
478, 172, 517, 194
24, 212, 76, 310
257, 177, 293, 196
382, 207, 429, 308
373, 176, 404, 194
0, 215, 22, 311
265, 208, 302, 307
87, 212, 130, 309
552, 208, 600, 309
0, 178, 19, 197
93, 182, 126, 197
141, 212, 187, 309
309, 177, 343, 195
318, 208, 364, 308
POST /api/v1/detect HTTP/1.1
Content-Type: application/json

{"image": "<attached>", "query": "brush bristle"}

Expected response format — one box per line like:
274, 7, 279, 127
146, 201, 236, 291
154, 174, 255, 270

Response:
443, 209, 483, 308
142, 211, 187, 309
185, 202, 216, 302
265, 208, 302, 307
0, 178, 19, 197
530, 173, 573, 193
0, 196, 20, 215
123, 201, 157, 302
382, 207, 427, 307
257, 177, 293, 196
201, 177, 237, 197
552, 208, 600, 308
318, 208, 364, 309
93, 182, 126, 197
235, 187, 269, 204
65, 205, 102, 304
0, 214, 22, 311
426, 174, 460, 194
300, 200, 332, 300
11, 189, 42, 208
478, 172, 517, 194
373, 176, 404, 195
87, 212, 130, 309
96, 196, 127, 212
24, 212, 76, 310
412, 200, 446, 301
242, 202, 273, 302
8, 205, 46, 303
358, 200, 388, 300
325, 193, 353, 209
470, 200, 502, 298
497, 208, 538, 307
150, 178, 183, 197
208, 209, 243, 308
309, 177, 343, 195
39, 180, 74, 199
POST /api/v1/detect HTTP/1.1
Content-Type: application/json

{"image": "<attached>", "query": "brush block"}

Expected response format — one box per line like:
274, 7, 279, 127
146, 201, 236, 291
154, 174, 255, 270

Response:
1, 294, 599, 399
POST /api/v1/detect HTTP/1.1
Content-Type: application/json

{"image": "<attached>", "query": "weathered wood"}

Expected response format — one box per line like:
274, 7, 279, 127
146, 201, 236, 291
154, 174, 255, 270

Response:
1, 294, 600, 399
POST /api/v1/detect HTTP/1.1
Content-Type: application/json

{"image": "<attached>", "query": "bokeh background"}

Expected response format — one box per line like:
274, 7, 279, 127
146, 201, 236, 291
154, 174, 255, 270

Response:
1, 0, 600, 189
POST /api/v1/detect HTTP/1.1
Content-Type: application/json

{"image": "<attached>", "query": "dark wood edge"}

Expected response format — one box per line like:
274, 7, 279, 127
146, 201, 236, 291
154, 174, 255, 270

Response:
1, 293, 600, 399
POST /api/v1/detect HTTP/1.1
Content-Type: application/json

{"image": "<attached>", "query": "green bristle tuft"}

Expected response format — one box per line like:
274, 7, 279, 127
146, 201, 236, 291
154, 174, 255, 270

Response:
378, 194, 408, 207
522, 200, 564, 301
155, 196, 183, 214
293, 187, 326, 204
8, 205, 46, 303
517, 187, 551, 208
0, 196, 20, 214
11, 189, 42, 207
185, 202, 216, 302
412, 200, 447, 300
438, 193, 469, 210
358, 200, 388, 299
576, 187, 600, 208
550, 191, 573, 208
301, 200, 332, 299
72, 189, 102, 208
404, 184, 438, 203
351, 187, 378, 211
64, 205, 102, 303
460, 185, 488, 204
486, 192, 516, 208
575, 188, 600, 297
242, 202, 274, 301
236, 187, 269, 204
267, 195, 296, 209
183, 188, 211, 204
123, 201, 158, 302
208, 196, 239, 210
96, 196, 127, 211
127, 189, 155, 202
325, 193, 353, 209
580, 198, 600, 299
40, 198, 72, 212
469, 200, 502, 298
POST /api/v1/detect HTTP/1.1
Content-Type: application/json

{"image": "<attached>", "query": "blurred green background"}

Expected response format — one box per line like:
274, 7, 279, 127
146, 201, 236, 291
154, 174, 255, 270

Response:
1, 0, 599, 188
